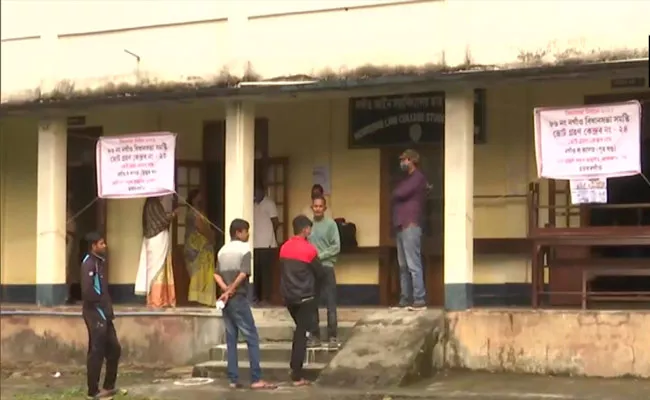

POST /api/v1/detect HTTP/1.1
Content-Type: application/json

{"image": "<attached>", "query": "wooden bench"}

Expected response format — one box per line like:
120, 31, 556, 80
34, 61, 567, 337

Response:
581, 262, 650, 309
568, 258, 650, 309
544, 258, 650, 309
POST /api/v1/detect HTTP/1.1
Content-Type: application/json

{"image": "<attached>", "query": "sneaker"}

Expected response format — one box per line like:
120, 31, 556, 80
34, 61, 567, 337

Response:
307, 337, 322, 348
327, 337, 341, 349
87, 389, 114, 400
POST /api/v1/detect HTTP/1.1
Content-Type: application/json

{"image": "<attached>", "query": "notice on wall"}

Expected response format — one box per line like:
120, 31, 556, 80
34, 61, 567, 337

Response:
570, 178, 607, 204
534, 101, 642, 180
312, 165, 331, 195
96, 132, 176, 199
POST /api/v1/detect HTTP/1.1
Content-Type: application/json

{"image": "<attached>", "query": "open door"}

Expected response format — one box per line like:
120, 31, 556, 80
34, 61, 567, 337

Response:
172, 162, 205, 306
545, 92, 650, 306
379, 146, 444, 307
264, 157, 289, 305
67, 126, 106, 302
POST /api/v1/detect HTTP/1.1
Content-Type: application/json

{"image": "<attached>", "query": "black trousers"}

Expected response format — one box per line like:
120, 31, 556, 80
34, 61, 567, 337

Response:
312, 267, 338, 340
287, 298, 317, 381
253, 248, 277, 302
83, 311, 121, 396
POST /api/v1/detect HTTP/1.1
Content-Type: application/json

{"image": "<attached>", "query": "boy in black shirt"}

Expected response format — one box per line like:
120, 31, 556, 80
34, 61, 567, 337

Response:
80, 232, 121, 399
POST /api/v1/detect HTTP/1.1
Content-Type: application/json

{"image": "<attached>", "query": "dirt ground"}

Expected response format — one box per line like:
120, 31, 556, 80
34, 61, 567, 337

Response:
2, 363, 649, 400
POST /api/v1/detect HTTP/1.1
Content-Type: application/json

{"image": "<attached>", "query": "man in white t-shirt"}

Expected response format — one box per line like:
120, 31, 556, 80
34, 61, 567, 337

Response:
253, 185, 280, 304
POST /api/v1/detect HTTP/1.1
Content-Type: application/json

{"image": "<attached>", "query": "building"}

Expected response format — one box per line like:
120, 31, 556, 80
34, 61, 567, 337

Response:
1, 0, 649, 309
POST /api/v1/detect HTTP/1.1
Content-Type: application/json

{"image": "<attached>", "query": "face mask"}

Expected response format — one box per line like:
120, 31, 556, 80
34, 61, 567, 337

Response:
399, 161, 409, 171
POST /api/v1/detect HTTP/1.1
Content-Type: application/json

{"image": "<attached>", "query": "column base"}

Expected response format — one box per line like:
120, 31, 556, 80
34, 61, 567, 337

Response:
444, 283, 474, 310
36, 284, 68, 306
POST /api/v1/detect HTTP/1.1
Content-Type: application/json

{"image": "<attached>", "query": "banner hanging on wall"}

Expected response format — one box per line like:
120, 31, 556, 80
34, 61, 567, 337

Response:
534, 101, 642, 180
96, 132, 177, 199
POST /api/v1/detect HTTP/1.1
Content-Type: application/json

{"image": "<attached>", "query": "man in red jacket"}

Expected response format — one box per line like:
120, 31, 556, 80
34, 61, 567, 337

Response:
279, 215, 325, 386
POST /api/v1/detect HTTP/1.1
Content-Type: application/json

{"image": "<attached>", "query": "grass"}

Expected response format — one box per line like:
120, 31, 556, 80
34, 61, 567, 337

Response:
12, 387, 153, 400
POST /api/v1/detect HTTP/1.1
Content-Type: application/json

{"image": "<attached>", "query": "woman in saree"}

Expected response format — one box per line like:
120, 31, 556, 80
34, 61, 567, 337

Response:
185, 189, 217, 307
135, 196, 177, 308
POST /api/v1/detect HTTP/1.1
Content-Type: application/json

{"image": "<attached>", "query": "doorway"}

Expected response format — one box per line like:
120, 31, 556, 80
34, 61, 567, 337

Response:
379, 145, 444, 306
66, 126, 106, 303
200, 119, 287, 304
545, 92, 650, 306
586, 93, 650, 295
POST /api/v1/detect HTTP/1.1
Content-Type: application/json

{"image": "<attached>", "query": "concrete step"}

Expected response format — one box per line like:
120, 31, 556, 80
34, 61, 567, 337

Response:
193, 360, 325, 381
250, 307, 376, 323
254, 321, 355, 342
210, 342, 339, 364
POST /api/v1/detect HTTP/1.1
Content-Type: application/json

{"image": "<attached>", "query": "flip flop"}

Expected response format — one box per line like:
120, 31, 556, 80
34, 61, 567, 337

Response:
250, 381, 278, 390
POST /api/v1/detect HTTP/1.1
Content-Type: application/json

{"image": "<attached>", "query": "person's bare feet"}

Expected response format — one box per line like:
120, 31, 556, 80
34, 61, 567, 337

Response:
292, 378, 312, 387
250, 380, 277, 390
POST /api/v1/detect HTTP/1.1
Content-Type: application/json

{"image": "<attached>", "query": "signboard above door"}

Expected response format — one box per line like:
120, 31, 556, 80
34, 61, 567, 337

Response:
348, 89, 486, 148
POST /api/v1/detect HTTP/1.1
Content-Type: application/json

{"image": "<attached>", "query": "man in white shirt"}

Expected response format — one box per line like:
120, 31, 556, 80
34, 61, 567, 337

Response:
253, 185, 280, 304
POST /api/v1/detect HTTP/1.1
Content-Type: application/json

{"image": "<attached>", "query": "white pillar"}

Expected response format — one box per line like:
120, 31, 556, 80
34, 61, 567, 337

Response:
443, 90, 475, 310
224, 101, 255, 283
36, 119, 67, 305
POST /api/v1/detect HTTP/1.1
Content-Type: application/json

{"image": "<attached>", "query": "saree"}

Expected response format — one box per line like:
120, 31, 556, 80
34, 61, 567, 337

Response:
185, 211, 216, 307
135, 229, 176, 308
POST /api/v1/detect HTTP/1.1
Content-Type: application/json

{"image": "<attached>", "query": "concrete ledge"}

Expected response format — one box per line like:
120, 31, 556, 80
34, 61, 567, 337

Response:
0, 309, 223, 366
441, 309, 650, 378
317, 309, 444, 389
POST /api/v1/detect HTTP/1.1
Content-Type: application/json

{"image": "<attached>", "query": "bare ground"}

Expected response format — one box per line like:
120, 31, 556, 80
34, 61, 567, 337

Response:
2, 362, 649, 400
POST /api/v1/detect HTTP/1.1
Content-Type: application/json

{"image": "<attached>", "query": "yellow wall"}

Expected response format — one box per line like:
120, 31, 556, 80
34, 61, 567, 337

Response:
1, 77, 648, 288
0, 116, 38, 284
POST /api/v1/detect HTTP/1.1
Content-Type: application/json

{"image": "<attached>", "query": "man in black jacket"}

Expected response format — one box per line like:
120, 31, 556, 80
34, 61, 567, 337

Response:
81, 232, 121, 400
278, 215, 325, 386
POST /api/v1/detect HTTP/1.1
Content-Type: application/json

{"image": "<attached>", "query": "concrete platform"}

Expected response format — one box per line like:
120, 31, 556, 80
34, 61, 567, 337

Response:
193, 360, 325, 381
255, 321, 355, 342
210, 342, 339, 364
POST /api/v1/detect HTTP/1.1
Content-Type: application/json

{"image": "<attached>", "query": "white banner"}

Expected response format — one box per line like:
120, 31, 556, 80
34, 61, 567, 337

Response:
570, 178, 607, 205
534, 101, 641, 180
96, 132, 176, 199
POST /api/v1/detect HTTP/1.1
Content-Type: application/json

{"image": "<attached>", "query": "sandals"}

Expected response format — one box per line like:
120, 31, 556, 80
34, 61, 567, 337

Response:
230, 381, 277, 390
292, 379, 312, 387
250, 380, 278, 390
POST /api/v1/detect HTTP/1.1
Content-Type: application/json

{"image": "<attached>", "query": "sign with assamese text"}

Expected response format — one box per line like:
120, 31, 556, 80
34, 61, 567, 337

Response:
348, 89, 486, 148
96, 132, 176, 199
534, 101, 642, 180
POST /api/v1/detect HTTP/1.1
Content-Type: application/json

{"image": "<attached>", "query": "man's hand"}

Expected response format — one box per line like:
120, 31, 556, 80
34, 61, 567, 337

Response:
218, 290, 233, 303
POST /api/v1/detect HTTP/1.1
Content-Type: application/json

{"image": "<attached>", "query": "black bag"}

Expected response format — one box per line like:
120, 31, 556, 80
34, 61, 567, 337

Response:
335, 218, 358, 250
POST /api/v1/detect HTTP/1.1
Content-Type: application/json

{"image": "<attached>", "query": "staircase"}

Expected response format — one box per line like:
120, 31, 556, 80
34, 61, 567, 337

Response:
192, 308, 362, 381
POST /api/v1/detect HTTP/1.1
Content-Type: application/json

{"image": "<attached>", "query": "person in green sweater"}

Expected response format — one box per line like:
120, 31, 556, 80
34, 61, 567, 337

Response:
308, 196, 341, 348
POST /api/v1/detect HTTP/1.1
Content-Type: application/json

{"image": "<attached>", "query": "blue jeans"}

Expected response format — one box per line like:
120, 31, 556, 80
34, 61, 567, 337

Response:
222, 295, 262, 384
396, 225, 427, 306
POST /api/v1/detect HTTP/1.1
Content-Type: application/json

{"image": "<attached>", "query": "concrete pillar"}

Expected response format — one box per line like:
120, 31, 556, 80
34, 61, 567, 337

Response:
36, 119, 68, 305
224, 101, 255, 283
443, 90, 474, 310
